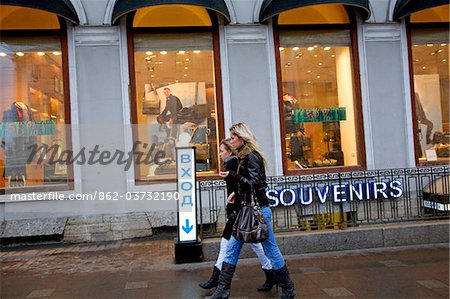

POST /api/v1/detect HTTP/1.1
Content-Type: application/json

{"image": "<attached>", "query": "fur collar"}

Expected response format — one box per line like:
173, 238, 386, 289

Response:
237, 144, 253, 160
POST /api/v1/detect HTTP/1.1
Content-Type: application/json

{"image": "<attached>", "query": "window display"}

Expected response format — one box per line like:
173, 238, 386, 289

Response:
0, 34, 71, 192
131, 31, 221, 181
278, 29, 361, 171
410, 27, 449, 163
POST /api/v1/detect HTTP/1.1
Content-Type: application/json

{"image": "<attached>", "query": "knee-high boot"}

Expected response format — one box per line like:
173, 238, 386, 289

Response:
199, 266, 221, 289
205, 262, 236, 299
274, 265, 296, 298
257, 269, 277, 291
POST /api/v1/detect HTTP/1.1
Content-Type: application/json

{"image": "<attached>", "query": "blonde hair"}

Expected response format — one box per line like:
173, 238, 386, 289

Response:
220, 138, 236, 156
229, 122, 268, 168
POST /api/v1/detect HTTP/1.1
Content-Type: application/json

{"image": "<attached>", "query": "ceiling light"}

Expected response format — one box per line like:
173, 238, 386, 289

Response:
441, 43, 447, 47
438, 49, 443, 53
193, 50, 201, 54
295, 54, 303, 58
307, 47, 314, 51
314, 45, 318, 48
324, 47, 331, 51
37, 52, 45, 56
431, 51, 436, 55
331, 54, 336, 57
414, 59, 420, 62
175, 80, 179, 83
443, 59, 447, 62
314, 54, 318, 57
279, 47, 285, 51
292, 47, 299, 51
307, 81, 312, 84
307, 70, 312, 73
16, 52, 24, 56
53, 51, 61, 56
316, 75, 321, 79
422, 66, 427, 70
185, 58, 190, 61
414, 44, 419, 47
184, 66, 188, 70
151, 74, 155, 78
145, 51, 153, 55
178, 51, 186, 54
160, 51, 167, 55
426, 43, 433, 47
184, 74, 188, 77
0, 52, 6, 57
318, 62, 323, 66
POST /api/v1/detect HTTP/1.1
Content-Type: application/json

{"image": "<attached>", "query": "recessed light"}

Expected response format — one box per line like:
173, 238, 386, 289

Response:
0, 52, 7, 57
184, 66, 188, 70
331, 54, 335, 58
438, 49, 443, 53
175, 80, 179, 83
314, 54, 318, 57
178, 51, 186, 54
16, 52, 24, 56
185, 58, 190, 61
318, 62, 323, 66
431, 51, 436, 55
324, 47, 331, 51
441, 43, 447, 47
307, 70, 312, 73
415, 59, 420, 62
426, 43, 433, 47
151, 74, 155, 78
193, 50, 201, 54
53, 51, 61, 56
145, 51, 153, 55
292, 47, 299, 51
307, 47, 314, 51
160, 51, 167, 55
443, 59, 447, 62
307, 81, 312, 84
414, 44, 419, 47
422, 66, 427, 70
279, 47, 285, 51
184, 74, 188, 77
316, 75, 321, 79
37, 52, 45, 56
314, 45, 318, 48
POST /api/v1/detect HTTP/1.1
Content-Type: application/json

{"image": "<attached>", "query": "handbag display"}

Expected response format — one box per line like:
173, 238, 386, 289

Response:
232, 202, 269, 243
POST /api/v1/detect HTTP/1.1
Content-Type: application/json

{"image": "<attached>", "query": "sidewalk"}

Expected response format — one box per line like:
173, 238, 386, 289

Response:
1, 239, 449, 298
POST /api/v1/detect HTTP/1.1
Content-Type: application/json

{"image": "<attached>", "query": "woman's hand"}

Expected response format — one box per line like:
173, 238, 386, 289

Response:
227, 192, 235, 204
219, 171, 229, 178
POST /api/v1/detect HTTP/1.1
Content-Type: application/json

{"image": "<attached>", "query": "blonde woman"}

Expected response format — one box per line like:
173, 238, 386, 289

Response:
199, 139, 275, 292
208, 123, 296, 299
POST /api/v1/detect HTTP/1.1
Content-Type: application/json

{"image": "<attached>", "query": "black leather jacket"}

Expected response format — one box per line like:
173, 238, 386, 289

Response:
228, 151, 269, 207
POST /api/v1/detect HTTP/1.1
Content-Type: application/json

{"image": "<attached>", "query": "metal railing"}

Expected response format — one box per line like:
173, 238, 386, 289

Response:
198, 166, 449, 238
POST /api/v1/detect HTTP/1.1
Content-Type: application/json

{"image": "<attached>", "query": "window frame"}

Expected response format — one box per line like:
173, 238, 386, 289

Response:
126, 11, 226, 184
0, 17, 74, 194
273, 12, 366, 176
406, 18, 449, 167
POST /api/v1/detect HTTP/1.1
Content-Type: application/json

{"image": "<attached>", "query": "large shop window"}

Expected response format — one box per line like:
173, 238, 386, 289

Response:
408, 5, 449, 164
275, 5, 363, 173
0, 5, 72, 194
129, 5, 222, 182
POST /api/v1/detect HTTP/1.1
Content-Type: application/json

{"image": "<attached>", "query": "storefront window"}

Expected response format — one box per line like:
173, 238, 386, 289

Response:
0, 6, 71, 193
130, 6, 221, 182
278, 28, 361, 171
410, 7, 449, 163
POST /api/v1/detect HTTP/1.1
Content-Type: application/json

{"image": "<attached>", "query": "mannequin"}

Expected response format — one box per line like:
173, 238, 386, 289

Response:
2, 101, 36, 186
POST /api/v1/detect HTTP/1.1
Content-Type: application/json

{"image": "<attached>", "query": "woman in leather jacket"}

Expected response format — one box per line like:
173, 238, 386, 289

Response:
208, 123, 296, 299
199, 139, 275, 292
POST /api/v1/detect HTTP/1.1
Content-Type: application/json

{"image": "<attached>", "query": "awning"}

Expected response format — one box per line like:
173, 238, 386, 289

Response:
393, 0, 448, 20
111, 0, 231, 24
259, 0, 371, 22
1, 0, 79, 24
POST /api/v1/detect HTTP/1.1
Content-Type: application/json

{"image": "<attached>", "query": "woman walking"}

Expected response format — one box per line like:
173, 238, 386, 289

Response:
209, 123, 296, 299
199, 139, 276, 292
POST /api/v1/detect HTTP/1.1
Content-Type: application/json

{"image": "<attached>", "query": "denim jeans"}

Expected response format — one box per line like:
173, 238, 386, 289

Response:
223, 206, 286, 270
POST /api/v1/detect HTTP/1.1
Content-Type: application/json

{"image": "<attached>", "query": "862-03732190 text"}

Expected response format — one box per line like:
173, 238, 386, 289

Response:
9, 191, 180, 201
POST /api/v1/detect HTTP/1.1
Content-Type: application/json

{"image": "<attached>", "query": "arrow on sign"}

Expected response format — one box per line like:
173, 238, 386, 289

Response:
182, 219, 193, 234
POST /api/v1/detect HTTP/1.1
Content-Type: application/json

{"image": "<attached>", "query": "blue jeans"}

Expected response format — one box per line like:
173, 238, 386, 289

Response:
223, 206, 286, 270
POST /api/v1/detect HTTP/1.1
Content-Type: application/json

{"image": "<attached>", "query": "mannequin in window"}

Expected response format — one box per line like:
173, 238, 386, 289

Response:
1, 101, 36, 186
415, 92, 434, 145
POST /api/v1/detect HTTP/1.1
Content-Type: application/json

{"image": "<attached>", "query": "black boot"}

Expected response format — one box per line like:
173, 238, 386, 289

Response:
205, 262, 236, 299
274, 265, 296, 299
199, 266, 221, 289
257, 269, 277, 292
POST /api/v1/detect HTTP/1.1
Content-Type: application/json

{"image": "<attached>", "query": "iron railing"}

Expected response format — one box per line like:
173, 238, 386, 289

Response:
198, 166, 449, 238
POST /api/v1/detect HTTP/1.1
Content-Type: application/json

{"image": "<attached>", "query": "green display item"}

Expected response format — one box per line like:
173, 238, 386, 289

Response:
294, 107, 346, 123
0, 120, 56, 138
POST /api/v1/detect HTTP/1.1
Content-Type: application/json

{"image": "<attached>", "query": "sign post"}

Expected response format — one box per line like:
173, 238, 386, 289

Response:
174, 147, 203, 263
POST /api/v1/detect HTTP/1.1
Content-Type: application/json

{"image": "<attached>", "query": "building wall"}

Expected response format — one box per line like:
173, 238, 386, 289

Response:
1, 0, 421, 225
